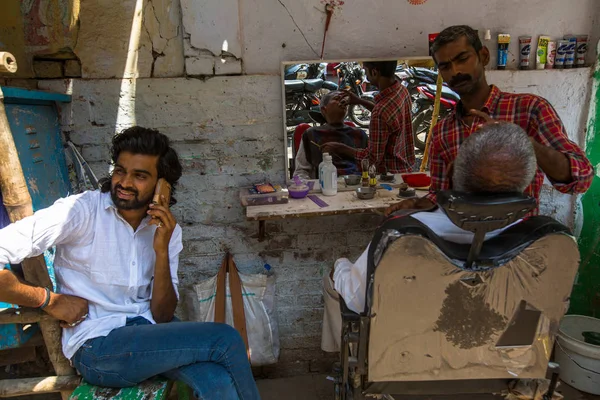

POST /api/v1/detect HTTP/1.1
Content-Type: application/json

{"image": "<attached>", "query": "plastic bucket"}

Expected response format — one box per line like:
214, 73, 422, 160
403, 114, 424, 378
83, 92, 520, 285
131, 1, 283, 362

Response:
555, 315, 600, 394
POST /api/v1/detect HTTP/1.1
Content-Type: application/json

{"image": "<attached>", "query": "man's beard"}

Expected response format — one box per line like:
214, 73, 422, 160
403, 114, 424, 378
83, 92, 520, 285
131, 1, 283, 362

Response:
110, 184, 152, 210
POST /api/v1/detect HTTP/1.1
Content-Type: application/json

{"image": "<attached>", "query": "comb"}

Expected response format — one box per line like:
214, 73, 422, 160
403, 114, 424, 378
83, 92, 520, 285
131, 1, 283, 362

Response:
308, 195, 329, 208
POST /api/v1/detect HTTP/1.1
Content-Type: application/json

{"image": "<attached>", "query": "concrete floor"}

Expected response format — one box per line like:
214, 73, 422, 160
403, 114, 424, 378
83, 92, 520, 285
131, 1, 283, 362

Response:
256, 374, 600, 400
257, 374, 332, 400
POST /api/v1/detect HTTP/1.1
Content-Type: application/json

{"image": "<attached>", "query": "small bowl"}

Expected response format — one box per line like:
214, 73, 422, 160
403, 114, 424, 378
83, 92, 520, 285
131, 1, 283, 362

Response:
401, 173, 431, 188
380, 173, 395, 182
356, 187, 376, 200
288, 184, 310, 199
343, 175, 361, 186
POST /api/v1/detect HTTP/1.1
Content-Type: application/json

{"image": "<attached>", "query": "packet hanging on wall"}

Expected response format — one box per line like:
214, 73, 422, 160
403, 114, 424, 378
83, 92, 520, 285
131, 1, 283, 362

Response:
254, 183, 276, 194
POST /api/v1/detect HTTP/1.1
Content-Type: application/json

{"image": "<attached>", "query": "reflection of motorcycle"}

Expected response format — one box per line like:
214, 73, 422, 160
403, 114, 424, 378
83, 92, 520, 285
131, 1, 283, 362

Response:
336, 62, 375, 128
396, 65, 461, 150
284, 63, 328, 80
285, 78, 338, 127
411, 83, 460, 150
396, 65, 438, 86
396, 64, 442, 102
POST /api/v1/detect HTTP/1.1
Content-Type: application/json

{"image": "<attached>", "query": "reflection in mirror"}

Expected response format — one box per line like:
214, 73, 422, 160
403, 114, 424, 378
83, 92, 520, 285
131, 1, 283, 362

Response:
281, 57, 452, 181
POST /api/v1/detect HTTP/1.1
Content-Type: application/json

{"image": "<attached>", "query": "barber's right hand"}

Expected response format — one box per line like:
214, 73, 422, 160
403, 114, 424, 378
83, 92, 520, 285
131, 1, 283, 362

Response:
44, 293, 89, 328
340, 90, 362, 106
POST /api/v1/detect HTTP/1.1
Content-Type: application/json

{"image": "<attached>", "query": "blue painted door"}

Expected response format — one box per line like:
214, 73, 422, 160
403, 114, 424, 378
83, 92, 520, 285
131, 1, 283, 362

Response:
0, 90, 71, 349
4, 103, 71, 210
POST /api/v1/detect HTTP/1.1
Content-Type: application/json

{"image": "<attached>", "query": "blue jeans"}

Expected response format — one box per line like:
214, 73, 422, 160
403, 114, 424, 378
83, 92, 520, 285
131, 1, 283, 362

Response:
71, 317, 260, 400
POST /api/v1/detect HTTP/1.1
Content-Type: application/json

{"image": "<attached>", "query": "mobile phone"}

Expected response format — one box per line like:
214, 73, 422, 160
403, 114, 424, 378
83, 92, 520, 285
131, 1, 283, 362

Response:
153, 178, 171, 206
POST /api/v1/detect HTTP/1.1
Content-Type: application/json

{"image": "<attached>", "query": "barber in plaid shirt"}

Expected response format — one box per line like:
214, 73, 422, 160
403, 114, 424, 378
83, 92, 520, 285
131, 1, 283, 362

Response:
387, 25, 593, 215
321, 60, 415, 173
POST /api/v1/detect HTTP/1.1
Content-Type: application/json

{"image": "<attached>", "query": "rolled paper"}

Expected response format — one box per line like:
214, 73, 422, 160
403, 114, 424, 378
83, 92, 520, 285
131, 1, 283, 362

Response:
0, 52, 18, 74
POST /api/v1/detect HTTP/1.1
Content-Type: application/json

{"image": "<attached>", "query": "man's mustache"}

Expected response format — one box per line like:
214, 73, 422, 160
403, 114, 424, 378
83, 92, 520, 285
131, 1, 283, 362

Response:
114, 185, 138, 196
449, 74, 472, 87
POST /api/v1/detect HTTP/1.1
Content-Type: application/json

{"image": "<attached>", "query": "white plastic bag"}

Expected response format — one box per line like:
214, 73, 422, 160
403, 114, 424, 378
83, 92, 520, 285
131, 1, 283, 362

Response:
183, 256, 279, 366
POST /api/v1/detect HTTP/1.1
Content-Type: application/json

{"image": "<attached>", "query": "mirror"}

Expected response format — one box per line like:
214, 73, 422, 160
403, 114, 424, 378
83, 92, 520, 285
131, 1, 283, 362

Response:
281, 57, 448, 181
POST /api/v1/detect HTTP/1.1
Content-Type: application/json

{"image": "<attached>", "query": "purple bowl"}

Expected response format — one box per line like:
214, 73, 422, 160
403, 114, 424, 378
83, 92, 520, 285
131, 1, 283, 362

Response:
289, 184, 310, 199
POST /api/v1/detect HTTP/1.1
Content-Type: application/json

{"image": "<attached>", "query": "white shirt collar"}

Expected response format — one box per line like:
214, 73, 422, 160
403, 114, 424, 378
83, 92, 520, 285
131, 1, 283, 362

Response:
100, 191, 153, 229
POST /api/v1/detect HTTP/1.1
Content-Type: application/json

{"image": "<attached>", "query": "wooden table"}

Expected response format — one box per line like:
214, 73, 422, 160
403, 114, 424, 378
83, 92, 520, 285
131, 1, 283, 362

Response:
246, 187, 427, 240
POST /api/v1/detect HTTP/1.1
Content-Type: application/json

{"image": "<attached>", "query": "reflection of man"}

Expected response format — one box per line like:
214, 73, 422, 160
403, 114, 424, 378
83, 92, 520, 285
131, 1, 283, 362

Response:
0, 127, 260, 399
294, 91, 368, 180
322, 60, 415, 174
386, 25, 593, 215
322, 122, 536, 352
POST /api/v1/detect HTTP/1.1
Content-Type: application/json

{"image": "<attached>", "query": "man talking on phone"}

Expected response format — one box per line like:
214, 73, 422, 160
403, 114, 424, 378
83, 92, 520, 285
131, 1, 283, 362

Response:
0, 127, 260, 399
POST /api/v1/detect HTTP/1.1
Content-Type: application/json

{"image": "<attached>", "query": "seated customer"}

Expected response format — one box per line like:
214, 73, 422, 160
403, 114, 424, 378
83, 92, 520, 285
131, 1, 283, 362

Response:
293, 91, 368, 180
0, 127, 259, 399
322, 122, 537, 352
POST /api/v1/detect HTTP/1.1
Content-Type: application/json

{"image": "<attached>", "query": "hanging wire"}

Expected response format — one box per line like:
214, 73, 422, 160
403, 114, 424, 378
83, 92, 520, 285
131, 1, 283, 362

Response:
65, 141, 100, 193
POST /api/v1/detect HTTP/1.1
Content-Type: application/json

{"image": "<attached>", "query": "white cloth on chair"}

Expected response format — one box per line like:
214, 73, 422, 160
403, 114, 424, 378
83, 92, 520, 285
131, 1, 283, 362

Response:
322, 275, 342, 352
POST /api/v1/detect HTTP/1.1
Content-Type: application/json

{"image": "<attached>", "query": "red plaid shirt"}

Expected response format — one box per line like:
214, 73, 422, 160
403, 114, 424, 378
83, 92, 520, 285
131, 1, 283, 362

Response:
426, 85, 593, 212
356, 81, 415, 173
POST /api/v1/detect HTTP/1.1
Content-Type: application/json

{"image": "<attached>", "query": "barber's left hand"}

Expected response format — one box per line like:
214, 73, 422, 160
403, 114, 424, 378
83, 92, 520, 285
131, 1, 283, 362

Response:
321, 142, 355, 159
148, 195, 176, 253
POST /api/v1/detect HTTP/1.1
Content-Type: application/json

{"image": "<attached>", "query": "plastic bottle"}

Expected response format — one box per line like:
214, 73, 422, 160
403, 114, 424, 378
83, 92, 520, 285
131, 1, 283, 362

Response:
318, 152, 330, 189
321, 155, 338, 196
369, 164, 377, 188
361, 159, 370, 187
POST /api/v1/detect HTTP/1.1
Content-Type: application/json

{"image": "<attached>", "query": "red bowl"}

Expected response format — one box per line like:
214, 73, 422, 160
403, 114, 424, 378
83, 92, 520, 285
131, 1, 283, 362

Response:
401, 173, 431, 188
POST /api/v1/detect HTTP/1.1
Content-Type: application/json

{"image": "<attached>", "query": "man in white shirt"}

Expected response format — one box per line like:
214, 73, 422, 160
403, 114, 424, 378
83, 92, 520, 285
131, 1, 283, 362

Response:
0, 127, 260, 399
322, 122, 538, 352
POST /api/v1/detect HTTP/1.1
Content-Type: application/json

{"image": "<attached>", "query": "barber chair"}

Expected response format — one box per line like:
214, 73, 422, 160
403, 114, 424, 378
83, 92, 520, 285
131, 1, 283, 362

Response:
336, 191, 580, 399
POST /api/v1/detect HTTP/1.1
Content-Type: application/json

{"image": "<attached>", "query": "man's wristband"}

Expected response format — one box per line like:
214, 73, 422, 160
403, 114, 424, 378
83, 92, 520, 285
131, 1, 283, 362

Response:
35, 287, 51, 309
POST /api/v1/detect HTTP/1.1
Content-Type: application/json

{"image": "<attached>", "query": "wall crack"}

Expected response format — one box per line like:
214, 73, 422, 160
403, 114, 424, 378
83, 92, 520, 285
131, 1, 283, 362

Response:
147, 0, 180, 42
275, 0, 319, 58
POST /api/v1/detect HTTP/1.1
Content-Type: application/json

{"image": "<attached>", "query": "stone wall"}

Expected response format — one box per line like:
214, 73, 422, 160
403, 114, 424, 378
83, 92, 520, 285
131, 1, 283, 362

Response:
3, 0, 599, 79
2, 0, 599, 376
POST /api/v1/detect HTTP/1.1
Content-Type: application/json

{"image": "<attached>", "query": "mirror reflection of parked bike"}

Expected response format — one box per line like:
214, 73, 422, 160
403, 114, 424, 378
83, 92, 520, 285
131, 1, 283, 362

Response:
411, 83, 459, 150
395, 65, 460, 150
336, 62, 375, 129
284, 78, 338, 128
284, 63, 328, 81
395, 64, 439, 96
